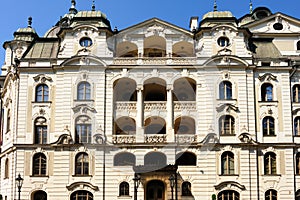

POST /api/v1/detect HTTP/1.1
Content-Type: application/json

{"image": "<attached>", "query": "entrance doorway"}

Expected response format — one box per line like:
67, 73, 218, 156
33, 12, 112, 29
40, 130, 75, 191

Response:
146, 180, 165, 200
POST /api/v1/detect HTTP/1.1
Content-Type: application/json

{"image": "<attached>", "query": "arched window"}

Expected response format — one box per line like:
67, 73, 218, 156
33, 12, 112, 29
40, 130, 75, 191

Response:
261, 83, 273, 101
219, 115, 235, 135
6, 109, 10, 132
144, 152, 166, 166
75, 153, 89, 176
77, 82, 91, 100
296, 153, 300, 175
34, 117, 47, 144
263, 116, 275, 136
217, 190, 239, 200
36, 84, 49, 102
75, 116, 92, 144
33, 190, 47, 200
114, 152, 136, 166
293, 84, 300, 103
296, 189, 300, 200
71, 190, 93, 200
33, 153, 47, 176
297, 41, 300, 51
119, 182, 129, 196
4, 158, 9, 179
221, 151, 234, 175
264, 152, 276, 175
294, 117, 300, 136
219, 81, 232, 100
182, 181, 192, 196
176, 152, 196, 166
265, 189, 277, 200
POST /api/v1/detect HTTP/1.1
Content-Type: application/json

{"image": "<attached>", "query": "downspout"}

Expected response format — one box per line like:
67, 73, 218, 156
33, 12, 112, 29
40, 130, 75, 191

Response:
289, 60, 298, 199
103, 68, 108, 200
252, 60, 260, 199
245, 69, 252, 200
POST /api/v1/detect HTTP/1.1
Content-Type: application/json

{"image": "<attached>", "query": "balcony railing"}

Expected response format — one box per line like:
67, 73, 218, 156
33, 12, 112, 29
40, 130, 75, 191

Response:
144, 101, 167, 111
112, 135, 136, 144
113, 57, 197, 66
174, 101, 196, 111
176, 134, 197, 143
145, 135, 167, 143
115, 102, 137, 111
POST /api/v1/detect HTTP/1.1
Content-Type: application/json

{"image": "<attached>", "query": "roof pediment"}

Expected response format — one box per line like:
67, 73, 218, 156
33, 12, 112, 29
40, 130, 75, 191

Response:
203, 55, 249, 67
60, 55, 107, 68
117, 18, 193, 39
244, 13, 300, 34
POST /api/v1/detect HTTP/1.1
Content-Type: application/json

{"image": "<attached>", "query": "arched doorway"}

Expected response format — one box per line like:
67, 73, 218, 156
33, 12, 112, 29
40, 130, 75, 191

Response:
146, 180, 165, 200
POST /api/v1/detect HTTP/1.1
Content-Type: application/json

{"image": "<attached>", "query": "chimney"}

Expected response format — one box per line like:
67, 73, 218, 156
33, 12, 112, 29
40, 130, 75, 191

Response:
189, 16, 199, 32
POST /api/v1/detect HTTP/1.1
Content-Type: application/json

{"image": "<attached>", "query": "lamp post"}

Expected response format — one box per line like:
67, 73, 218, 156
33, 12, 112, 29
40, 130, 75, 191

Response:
133, 173, 140, 200
169, 174, 175, 200
15, 173, 23, 200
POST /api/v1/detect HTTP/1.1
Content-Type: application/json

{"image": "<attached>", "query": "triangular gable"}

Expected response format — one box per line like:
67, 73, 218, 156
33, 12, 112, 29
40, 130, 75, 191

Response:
244, 12, 300, 34
117, 18, 193, 38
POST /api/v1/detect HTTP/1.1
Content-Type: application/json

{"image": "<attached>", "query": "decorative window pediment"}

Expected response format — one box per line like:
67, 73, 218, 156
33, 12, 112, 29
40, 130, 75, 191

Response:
72, 104, 96, 114
214, 181, 246, 191
66, 181, 99, 191
258, 73, 277, 82
216, 103, 239, 113
33, 74, 53, 83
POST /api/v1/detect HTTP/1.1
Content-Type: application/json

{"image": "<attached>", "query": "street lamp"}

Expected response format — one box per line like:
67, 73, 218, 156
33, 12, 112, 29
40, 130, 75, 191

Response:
133, 173, 140, 200
15, 173, 23, 200
169, 174, 175, 200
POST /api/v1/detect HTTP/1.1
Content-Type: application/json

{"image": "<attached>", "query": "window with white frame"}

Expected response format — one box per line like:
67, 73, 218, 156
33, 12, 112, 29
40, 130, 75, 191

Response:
264, 152, 276, 175
35, 84, 49, 102
294, 117, 300, 136
75, 116, 92, 144
217, 190, 239, 200
119, 182, 129, 196
296, 153, 300, 175
34, 117, 47, 144
75, 152, 89, 176
265, 189, 277, 200
261, 83, 273, 101
219, 115, 235, 135
71, 190, 93, 200
263, 116, 275, 136
221, 151, 235, 175
77, 81, 91, 100
219, 81, 232, 100
32, 153, 47, 176
293, 84, 300, 102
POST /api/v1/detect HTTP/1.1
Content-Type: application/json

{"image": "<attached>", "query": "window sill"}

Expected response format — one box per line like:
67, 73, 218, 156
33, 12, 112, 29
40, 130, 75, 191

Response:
220, 134, 236, 137
32, 101, 52, 103
117, 196, 132, 199
263, 174, 281, 176
219, 174, 239, 176
72, 175, 92, 177
30, 175, 49, 178
258, 101, 278, 103
263, 135, 277, 137
74, 99, 95, 102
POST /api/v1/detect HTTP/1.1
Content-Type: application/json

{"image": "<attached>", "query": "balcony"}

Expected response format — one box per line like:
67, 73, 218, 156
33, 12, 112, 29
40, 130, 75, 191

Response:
112, 135, 136, 144
176, 134, 197, 143
113, 57, 197, 66
145, 135, 167, 143
144, 101, 166, 111
174, 101, 196, 111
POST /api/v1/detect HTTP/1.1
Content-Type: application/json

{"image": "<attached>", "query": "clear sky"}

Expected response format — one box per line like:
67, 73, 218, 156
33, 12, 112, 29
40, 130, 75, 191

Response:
0, 0, 299, 65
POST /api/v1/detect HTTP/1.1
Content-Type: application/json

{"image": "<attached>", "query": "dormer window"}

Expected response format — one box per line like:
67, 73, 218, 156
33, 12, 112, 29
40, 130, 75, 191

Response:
79, 37, 93, 47
217, 37, 230, 47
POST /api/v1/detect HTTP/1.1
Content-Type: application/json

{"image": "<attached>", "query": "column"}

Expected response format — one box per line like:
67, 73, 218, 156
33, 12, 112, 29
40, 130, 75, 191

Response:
136, 85, 144, 142
167, 85, 174, 142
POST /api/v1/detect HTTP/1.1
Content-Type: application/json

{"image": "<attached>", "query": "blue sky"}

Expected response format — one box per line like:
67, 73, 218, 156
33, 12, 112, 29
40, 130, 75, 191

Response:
0, 0, 299, 65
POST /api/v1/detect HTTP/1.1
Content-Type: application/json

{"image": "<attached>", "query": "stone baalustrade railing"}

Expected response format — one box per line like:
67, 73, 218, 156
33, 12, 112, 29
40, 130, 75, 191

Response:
174, 101, 196, 111
113, 57, 197, 65
115, 102, 137, 111
176, 134, 197, 143
145, 135, 167, 143
144, 101, 167, 111
112, 135, 136, 144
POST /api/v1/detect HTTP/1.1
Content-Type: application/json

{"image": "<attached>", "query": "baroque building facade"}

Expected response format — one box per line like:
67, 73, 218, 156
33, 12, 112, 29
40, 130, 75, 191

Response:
1, 1, 300, 200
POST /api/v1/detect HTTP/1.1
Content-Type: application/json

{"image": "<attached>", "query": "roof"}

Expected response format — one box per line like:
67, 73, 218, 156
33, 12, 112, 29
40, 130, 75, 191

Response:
251, 39, 282, 59
24, 40, 59, 59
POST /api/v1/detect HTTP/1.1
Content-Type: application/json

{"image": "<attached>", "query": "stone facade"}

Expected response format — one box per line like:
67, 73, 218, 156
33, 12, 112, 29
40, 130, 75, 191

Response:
1, 2, 300, 200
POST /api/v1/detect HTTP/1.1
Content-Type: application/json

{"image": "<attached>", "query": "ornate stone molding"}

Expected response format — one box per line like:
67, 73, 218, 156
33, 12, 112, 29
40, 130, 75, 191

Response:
72, 104, 96, 114
33, 74, 53, 83
216, 103, 239, 113
214, 181, 246, 191
258, 73, 277, 82
66, 182, 99, 191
